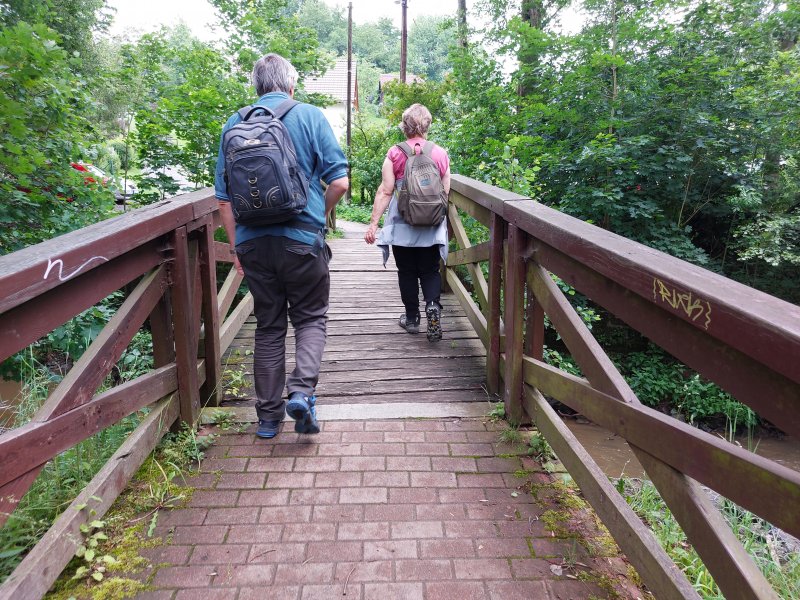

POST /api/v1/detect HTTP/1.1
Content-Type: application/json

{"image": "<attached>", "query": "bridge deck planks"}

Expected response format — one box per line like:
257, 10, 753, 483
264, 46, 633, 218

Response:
222, 234, 490, 408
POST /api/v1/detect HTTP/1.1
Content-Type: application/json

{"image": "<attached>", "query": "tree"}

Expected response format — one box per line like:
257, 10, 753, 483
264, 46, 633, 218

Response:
408, 16, 456, 81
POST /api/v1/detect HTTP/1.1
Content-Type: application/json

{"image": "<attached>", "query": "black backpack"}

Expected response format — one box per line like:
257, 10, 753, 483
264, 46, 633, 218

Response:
223, 100, 310, 227
396, 141, 448, 227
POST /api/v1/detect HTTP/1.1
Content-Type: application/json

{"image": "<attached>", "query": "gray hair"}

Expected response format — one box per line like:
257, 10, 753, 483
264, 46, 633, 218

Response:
399, 104, 432, 138
252, 53, 298, 95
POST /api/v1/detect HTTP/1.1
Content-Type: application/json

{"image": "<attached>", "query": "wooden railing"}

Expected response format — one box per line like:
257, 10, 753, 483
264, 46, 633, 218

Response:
0, 190, 250, 600
445, 174, 800, 600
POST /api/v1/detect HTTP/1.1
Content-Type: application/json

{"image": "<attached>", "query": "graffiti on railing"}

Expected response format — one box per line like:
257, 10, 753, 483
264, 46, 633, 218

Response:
44, 256, 108, 282
652, 278, 712, 329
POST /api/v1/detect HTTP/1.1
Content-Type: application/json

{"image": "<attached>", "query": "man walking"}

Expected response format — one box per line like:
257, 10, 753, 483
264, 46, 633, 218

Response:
215, 53, 349, 439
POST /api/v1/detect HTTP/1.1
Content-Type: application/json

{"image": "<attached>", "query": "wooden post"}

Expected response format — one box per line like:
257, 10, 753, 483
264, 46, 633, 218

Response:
199, 223, 222, 407
171, 227, 200, 424
503, 224, 526, 424
487, 213, 505, 395
525, 261, 545, 361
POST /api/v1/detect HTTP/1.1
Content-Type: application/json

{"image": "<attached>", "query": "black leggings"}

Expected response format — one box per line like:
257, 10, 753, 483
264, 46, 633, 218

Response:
392, 245, 441, 318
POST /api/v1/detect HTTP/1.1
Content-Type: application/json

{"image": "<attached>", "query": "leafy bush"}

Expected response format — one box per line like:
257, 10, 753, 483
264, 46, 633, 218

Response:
348, 114, 401, 204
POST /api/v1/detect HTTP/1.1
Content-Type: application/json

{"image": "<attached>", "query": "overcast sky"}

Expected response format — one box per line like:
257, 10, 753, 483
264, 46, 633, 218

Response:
107, 0, 456, 41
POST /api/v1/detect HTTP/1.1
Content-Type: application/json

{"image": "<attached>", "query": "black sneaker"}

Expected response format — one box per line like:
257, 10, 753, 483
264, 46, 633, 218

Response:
426, 302, 442, 342
399, 313, 420, 334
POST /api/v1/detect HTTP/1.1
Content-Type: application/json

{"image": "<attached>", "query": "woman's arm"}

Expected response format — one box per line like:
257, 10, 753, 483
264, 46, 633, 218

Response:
364, 157, 396, 244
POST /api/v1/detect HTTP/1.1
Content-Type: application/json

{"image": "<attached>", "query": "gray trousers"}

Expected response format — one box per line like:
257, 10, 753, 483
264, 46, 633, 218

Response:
236, 235, 331, 422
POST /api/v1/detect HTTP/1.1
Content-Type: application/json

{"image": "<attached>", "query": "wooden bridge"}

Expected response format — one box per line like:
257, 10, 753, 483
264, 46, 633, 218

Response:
0, 175, 799, 599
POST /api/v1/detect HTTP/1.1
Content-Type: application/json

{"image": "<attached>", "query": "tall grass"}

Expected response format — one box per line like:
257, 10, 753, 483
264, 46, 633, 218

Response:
618, 477, 800, 598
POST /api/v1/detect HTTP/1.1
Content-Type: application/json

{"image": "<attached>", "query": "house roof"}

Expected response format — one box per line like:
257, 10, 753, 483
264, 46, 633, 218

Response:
379, 73, 425, 87
303, 58, 357, 104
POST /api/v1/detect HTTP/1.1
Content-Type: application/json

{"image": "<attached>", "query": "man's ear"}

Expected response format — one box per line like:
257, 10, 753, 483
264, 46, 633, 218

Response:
289, 87, 295, 98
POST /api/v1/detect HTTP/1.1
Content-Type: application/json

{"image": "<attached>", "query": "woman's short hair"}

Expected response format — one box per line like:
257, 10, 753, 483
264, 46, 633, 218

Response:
252, 53, 299, 96
399, 104, 432, 138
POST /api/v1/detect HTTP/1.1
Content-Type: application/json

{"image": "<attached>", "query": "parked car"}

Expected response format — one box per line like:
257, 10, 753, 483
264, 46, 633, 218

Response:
70, 162, 137, 203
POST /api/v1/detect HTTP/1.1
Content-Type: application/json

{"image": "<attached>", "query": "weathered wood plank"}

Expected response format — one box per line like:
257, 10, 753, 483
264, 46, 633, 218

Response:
448, 204, 489, 311
449, 190, 492, 227
503, 225, 526, 423
221, 292, 254, 353
171, 228, 200, 424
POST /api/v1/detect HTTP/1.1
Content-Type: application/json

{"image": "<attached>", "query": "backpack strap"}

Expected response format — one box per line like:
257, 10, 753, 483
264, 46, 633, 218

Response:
238, 104, 275, 121
420, 141, 435, 156
272, 99, 300, 120
397, 142, 415, 157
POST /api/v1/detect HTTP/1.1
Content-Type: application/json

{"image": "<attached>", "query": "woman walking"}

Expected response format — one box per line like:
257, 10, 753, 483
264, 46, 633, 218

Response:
364, 103, 451, 342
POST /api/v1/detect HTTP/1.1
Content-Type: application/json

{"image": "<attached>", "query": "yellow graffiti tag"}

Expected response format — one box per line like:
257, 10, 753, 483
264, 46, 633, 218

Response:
652, 278, 712, 329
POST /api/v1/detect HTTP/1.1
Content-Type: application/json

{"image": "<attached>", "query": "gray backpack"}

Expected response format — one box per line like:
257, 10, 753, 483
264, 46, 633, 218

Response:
396, 141, 447, 226
223, 99, 310, 227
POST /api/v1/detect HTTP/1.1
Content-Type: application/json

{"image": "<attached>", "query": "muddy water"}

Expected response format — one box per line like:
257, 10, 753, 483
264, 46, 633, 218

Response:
564, 419, 800, 480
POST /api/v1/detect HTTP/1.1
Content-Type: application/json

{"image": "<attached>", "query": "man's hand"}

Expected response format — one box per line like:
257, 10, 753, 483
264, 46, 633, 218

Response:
233, 253, 244, 276
364, 224, 378, 244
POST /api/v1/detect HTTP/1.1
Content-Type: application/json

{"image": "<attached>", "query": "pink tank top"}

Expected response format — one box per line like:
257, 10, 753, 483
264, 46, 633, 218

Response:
387, 137, 450, 181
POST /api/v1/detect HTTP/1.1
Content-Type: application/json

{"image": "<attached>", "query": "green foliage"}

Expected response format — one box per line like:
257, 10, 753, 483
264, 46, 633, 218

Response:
528, 432, 555, 461
381, 79, 449, 125
334, 202, 374, 224
407, 16, 457, 81
487, 401, 505, 421
348, 113, 401, 204
0, 21, 115, 253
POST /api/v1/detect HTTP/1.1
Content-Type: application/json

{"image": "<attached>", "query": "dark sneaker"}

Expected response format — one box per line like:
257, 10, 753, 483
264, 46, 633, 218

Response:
426, 302, 442, 342
399, 313, 420, 334
256, 419, 281, 439
286, 392, 320, 434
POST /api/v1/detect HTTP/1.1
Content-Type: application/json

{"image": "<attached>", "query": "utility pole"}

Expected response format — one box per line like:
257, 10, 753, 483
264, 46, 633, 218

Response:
346, 1, 353, 205
458, 0, 467, 48
400, 0, 408, 83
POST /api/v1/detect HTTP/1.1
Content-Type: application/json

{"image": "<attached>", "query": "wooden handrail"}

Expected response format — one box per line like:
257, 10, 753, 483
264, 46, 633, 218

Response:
445, 173, 799, 600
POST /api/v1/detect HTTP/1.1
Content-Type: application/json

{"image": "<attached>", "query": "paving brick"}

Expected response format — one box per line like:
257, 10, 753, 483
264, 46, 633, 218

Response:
364, 503, 416, 522
405, 443, 449, 456
283, 523, 337, 542
240, 587, 299, 600
334, 560, 393, 582
465, 431, 500, 443
176, 589, 236, 600
361, 443, 406, 456
272, 443, 319, 457
200, 458, 248, 473
189, 490, 239, 508
510, 558, 552, 578
246, 457, 295, 472
391, 521, 443, 539
425, 581, 487, 600
340, 487, 388, 504
323, 421, 364, 431
135, 591, 174, 600
227, 444, 272, 457
476, 457, 522, 473
304, 431, 342, 443
404, 421, 445, 431
341, 431, 384, 443
454, 558, 512, 580
458, 474, 507, 488
444, 520, 498, 539
388, 488, 437, 504
172, 525, 228, 545
438, 488, 487, 503
226, 524, 283, 543
444, 420, 487, 431
450, 443, 495, 456
415, 503, 466, 520
213, 563, 275, 586
424, 431, 468, 443
158, 508, 208, 527
420, 539, 475, 559
216, 472, 266, 489
487, 581, 549, 600
363, 540, 418, 560
140, 545, 192, 566
338, 521, 390, 540
364, 421, 404, 431
189, 544, 250, 565
289, 488, 339, 505
274, 562, 334, 584
265, 472, 315, 488
363, 583, 424, 600
237, 489, 290, 506
485, 488, 536, 504
260, 505, 312, 524
410, 472, 457, 488
386, 456, 430, 471
312, 504, 364, 522
152, 566, 214, 587
384, 431, 425, 443
180, 473, 216, 489
303, 584, 363, 600
341, 456, 386, 471
475, 538, 532, 559
395, 559, 453, 581
314, 471, 362, 488
205, 507, 260, 525
363, 471, 409, 487
497, 520, 548, 537
248, 543, 305, 563
306, 540, 363, 562
530, 538, 587, 559
317, 443, 362, 456
293, 457, 340, 472
431, 457, 478, 472
203, 444, 229, 458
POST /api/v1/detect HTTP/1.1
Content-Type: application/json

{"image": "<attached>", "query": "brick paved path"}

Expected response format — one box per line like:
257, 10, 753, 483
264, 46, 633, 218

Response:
136, 418, 640, 600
